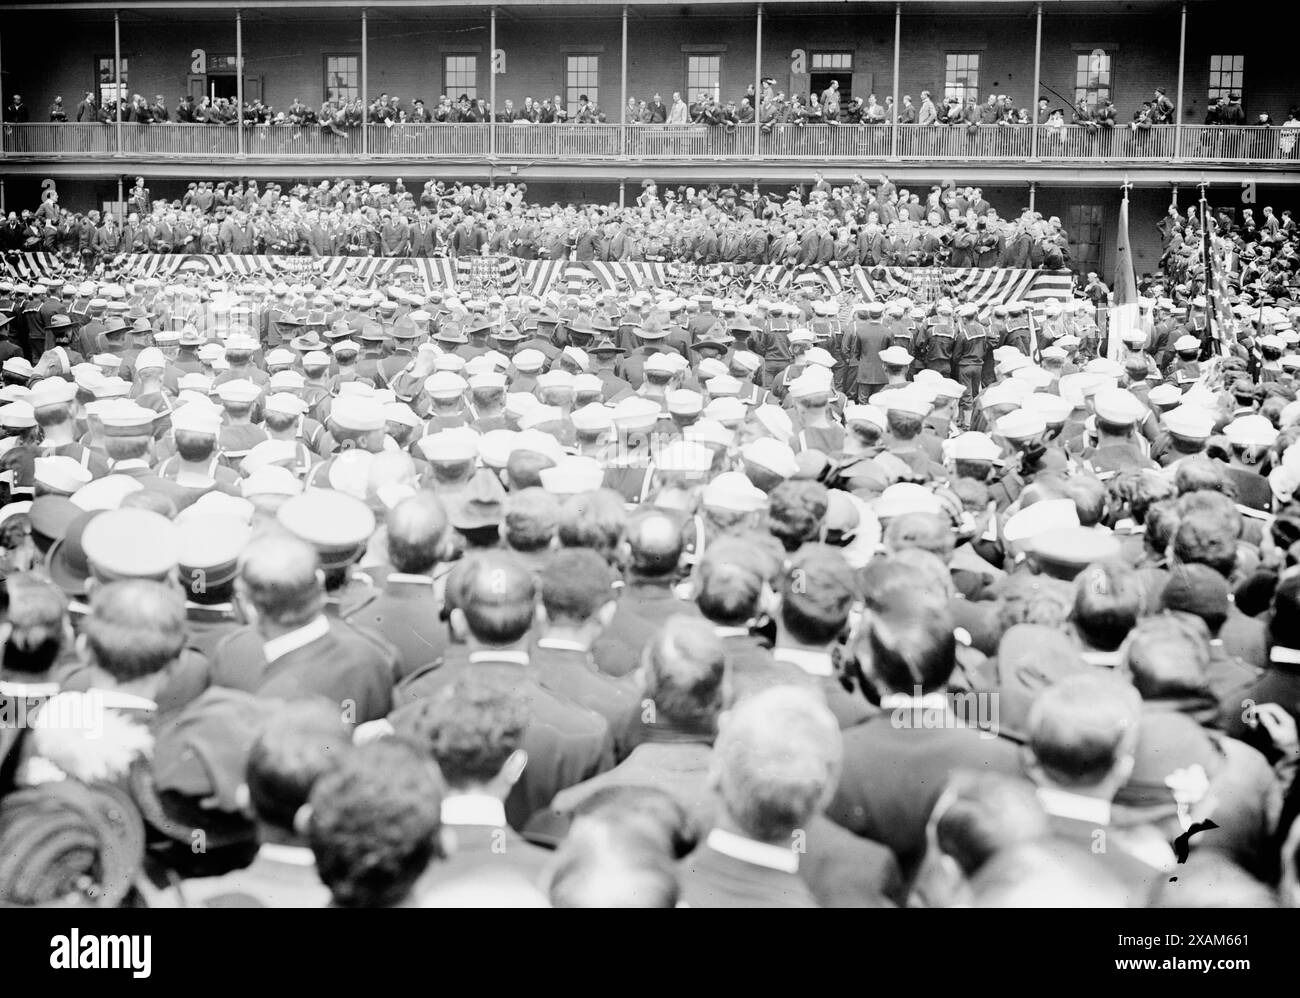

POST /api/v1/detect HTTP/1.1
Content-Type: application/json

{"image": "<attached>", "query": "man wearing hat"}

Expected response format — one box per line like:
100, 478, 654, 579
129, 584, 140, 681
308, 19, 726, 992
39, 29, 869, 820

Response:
953, 303, 989, 428
214, 380, 269, 467
174, 513, 252, 661
621, 317, 678, 391
1082, 388, 1158, 475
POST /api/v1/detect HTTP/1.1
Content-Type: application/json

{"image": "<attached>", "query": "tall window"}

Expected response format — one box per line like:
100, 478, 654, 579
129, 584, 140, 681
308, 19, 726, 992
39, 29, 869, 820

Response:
944, 53, 980, 105
1075, 50, 1112, 108
324, 55, 359, 103
444, 55, 478, 100
1208, 54, 1244, 102
687, 54, 722, 103
565, 55, 599, 116
96, 56, 128, 107
1067, 205, 1104, 276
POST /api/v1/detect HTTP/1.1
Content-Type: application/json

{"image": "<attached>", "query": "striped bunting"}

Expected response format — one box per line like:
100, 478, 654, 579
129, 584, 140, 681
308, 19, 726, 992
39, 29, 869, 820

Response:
1, 254, 1074, 309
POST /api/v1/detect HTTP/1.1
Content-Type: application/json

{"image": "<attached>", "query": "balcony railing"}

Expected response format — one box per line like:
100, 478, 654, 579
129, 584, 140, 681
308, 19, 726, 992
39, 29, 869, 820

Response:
2, 121, 1297, 165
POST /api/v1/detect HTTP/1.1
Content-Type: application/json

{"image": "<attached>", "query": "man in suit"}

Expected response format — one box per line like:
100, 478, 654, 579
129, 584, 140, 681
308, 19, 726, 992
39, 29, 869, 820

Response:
533, 548, 639, 743
347, 493, 450, 678
536, 618, 902, 907
592, 507, 701, 678
1025, 673, 1172, 905
827, 586, 1021, 879
849, 301, 891, 402
392, 677, 552, 892
212, 532, 395, 723
678, 686, 837, 907
394, 551, 614, 830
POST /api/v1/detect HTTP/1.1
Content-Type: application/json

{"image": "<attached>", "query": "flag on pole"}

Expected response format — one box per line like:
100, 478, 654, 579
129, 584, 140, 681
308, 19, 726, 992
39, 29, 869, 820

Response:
1109, 186, 1139, 360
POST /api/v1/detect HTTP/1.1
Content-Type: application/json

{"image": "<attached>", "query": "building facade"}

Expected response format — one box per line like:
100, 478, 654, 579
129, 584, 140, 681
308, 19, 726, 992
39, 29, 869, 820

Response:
1, 0, 1296, 277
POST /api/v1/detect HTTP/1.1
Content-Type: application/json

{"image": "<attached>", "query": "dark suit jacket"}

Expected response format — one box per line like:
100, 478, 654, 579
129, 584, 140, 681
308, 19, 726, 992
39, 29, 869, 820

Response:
395, 654, 615, 830
211, 620, 395, 723
592, 578, 702, 678
679, 842, 819, 908
827, 713, 1023, 878
344, 575, 448, 679
422, 821, 552, 892
531, 641, 639, 750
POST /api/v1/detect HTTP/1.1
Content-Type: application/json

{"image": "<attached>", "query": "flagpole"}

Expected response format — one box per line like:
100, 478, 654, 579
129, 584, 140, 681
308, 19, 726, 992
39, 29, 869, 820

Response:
1198, 180, 1215, 354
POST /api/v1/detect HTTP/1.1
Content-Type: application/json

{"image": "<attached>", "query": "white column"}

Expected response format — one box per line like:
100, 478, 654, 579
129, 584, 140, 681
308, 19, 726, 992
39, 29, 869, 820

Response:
489, 6, 497, 157
360, 9, 368, 156
753, 4, 763, 160
890, 3, 901, 158
1030, 2, 1042, 159
1174, 3, 1187, 159
236, 9, 245, 156
114, 10, 123, 153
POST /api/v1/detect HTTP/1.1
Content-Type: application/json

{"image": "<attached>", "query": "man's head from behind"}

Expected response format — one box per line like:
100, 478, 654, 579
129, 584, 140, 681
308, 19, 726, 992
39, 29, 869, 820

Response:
246, 698, 353, 837
80, 579, 185, 687
308, 738, 445, 908
639, 616, 726, 735
1026, 673, 1141, 798
626, 507, 685, 578
709, 685, 841, 846
447, 551, 535, 648
777, 546, 856, 648
386, 492, 448, 576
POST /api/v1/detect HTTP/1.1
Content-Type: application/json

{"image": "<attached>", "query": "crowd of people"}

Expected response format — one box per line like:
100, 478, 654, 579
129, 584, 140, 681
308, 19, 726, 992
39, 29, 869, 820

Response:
1, 174, 1075, 271
11, 79, 1300, 136
1159, 202, 1300, 305
1, 174, 1300, 908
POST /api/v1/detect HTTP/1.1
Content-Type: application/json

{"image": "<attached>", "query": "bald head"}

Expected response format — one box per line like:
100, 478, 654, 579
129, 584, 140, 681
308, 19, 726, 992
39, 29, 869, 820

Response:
238, 530, 321, 627
386, 493, 447, 575
712, 685, 841, 844
627, 508, 684, 577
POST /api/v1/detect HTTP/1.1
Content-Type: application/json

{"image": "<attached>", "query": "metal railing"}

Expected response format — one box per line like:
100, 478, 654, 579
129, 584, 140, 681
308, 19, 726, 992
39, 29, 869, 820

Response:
3, 121, 1297, 165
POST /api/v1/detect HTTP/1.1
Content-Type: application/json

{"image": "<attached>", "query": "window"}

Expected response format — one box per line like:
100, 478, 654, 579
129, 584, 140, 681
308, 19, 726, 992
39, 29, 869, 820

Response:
1208, 54, 1244, 102
444, 55, 478, 100
1067, 205, 1104, 276
944, 53, 980, 105
96, 56, 128, 107
324, 55, 359, 103
1075, 50, 1111, 109
687, 54, 722, 103
207, 53, 238, 74
565, 55, 599, 116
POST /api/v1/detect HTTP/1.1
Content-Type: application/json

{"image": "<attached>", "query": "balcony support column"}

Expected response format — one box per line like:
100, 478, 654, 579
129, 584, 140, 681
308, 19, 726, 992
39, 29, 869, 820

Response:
1028, 181, 1037, 213
619, 180, 626, 209
117, 176, 124, 222
114, 10, 122, 154
1174, 3, 1187, 160
236, 9, 244, 156
1030, 2, 1042, 160
753, 4, 762, 161
360, 8, 368, 157
489, 6, 497, 158
890, 3, 900, 159
620, 4, 628, 152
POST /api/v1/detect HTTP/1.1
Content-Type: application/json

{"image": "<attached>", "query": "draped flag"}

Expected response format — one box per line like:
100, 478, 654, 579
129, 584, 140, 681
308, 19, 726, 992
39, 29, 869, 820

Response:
3, 253, 1075, 309
1109, 187, 1140, 360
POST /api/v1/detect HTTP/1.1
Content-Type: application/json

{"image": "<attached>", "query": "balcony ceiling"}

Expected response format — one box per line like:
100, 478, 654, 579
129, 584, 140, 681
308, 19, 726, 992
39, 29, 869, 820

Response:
5, 0, 1209, 24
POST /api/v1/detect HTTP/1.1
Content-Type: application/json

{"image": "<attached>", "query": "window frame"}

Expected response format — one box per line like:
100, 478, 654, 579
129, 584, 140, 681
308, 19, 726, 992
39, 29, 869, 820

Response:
1207, 54, 1244, 103
443, 53, 479, 101
943, 51, 981, 107
322, 53, 360, 104
1074, 49, 1113, 110
685, 52, 723, 105
1067, 204, 1105, 277
95, 54, 128, 108
810, 51, 853, 74
563, 53, 600, 118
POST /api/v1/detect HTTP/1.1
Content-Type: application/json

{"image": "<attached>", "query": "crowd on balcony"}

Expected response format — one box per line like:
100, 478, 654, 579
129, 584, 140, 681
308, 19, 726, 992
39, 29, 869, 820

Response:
1, 174, 1075, 270
9, 84, 1300, 141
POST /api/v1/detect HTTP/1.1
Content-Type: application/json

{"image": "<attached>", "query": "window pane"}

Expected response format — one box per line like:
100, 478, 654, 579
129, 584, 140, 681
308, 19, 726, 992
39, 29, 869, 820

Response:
1074, 51, 1111, 108
565, 54, 598, 116
944, 52, 979, 105
812, 52, 851, 71
1067, 205, 1103, 276
687, 55, 721, 102
445, 55, 477, 100
98, 56, 127, 107
325, 55, 358, 103
1208, 54, 1243, 102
